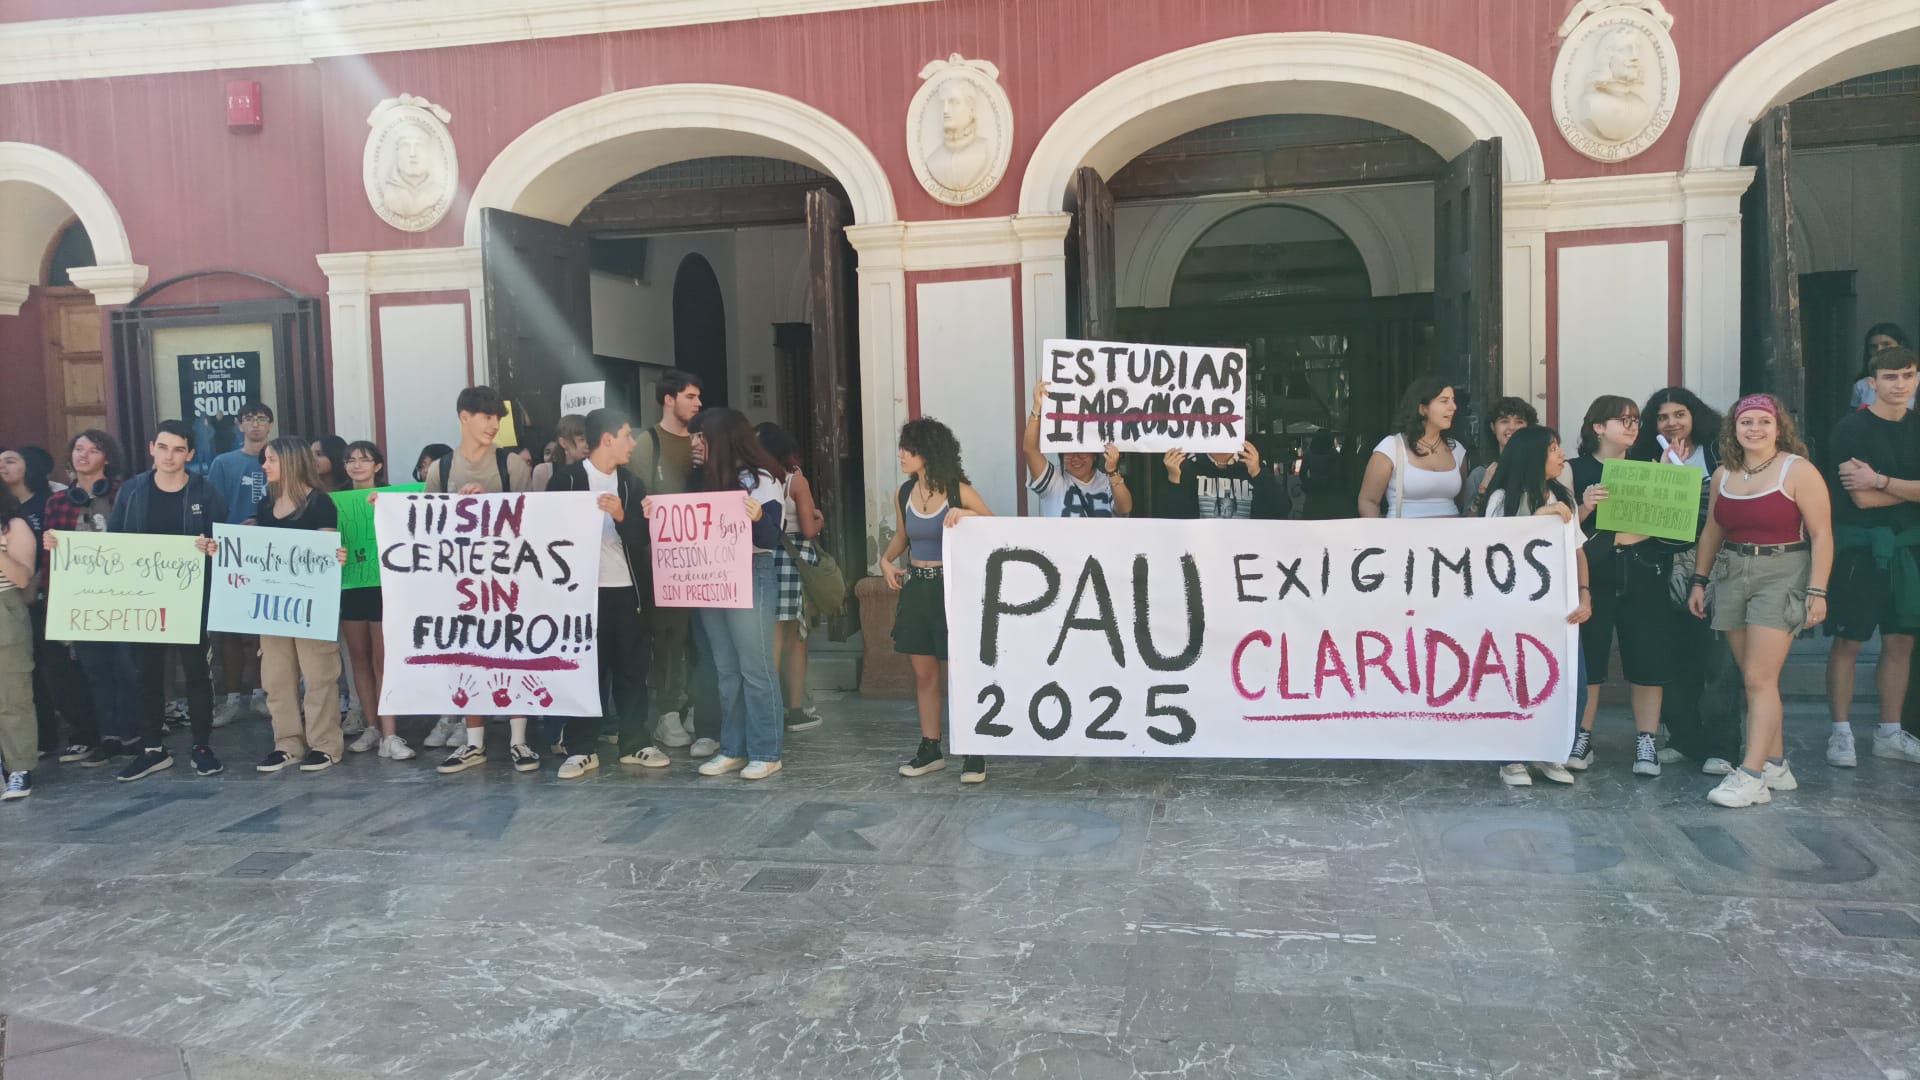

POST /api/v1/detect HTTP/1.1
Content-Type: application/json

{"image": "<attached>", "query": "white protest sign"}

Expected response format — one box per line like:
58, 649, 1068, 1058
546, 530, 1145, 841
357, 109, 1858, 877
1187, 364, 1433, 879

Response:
946, 516, 1578, 760
648, 491, 754, 609
375, 491, 604, 716
1039, 338, 1247, 454
207, 524, 342, 640
560, 381, 606, 415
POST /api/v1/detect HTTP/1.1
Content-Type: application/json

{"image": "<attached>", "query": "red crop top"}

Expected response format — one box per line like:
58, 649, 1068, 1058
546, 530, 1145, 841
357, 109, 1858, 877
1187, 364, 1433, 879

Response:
1714, 455, 1804, 545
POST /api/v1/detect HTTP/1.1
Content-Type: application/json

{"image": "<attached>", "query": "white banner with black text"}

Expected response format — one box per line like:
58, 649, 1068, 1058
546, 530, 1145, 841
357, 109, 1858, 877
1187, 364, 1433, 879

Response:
946, 517, 1579, 760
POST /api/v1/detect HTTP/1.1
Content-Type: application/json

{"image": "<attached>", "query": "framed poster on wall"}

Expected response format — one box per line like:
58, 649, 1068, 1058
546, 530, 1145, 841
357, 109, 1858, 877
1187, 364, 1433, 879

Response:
149, 323, 279, 474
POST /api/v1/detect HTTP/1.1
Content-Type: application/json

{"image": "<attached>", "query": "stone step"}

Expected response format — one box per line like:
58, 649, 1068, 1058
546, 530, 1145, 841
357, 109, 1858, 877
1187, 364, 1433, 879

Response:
806, 654, 861, 692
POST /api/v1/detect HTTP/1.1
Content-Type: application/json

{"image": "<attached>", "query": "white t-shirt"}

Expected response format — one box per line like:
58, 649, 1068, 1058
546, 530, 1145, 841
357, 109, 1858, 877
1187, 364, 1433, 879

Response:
740, 469, 785, 553
1029, 461, 1118, 518
1373, 435, 1462, 518
1485, 488, 1588, 546
582, 459, 631, 588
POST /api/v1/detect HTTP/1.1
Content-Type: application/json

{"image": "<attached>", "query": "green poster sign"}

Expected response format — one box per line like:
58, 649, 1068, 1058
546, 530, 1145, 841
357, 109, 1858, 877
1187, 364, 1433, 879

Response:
332, 483, 425, 589
1594, 458, 1703, 543
45, 531, 207, 644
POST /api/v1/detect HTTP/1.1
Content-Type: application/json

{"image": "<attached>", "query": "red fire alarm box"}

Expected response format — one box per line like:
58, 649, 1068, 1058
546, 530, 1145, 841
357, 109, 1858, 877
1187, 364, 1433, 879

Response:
226, 81, 262, 130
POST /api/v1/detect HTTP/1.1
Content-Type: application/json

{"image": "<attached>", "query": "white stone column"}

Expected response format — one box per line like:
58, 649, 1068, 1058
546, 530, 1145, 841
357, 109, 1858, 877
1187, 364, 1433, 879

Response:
1014, 213, 1073, 386
316, 246, 483, 444
1501, 182, 1552, 410
844, 223, 909, 571
1680, 168, 1753, 410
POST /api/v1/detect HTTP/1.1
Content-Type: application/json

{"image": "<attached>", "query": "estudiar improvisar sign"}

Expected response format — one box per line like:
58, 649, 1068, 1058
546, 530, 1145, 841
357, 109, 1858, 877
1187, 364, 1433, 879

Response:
946, 517, 1579, 761
1038, 338, 1248, 454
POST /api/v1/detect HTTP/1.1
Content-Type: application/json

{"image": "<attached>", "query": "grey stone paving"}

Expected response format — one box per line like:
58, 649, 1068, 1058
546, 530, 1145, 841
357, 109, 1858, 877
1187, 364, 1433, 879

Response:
0, 695, 1917, 1079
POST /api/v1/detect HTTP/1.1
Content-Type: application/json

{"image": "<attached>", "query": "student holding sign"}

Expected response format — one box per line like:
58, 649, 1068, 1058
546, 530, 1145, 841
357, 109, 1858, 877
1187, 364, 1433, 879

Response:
245, 438, 350, 774
100, 421, 227, 782
41, 429, 131, 765
881, 417, 992, 783
338, 441, 414, 761
1689, 394, 1832, 807
1024, 381, 1129, 517
0, 489, 40, 800
204, 401, 273, 730
1358, 377, 1466, 519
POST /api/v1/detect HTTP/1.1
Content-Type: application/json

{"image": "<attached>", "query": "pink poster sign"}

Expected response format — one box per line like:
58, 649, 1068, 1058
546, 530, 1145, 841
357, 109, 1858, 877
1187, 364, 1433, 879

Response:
649, 491, 754, 609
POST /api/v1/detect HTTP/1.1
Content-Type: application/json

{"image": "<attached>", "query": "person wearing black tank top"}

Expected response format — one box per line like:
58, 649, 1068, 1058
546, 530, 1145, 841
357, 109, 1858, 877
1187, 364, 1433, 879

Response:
879, 419, 992, 783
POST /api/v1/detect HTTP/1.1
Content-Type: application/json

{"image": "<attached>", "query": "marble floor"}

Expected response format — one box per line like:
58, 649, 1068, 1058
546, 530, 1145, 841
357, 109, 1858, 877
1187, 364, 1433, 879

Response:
0, 697, 1917, 1080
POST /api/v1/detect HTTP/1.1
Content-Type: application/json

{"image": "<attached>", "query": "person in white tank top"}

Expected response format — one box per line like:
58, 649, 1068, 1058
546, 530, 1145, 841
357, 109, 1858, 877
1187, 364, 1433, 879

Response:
1357, 378, 1467, 519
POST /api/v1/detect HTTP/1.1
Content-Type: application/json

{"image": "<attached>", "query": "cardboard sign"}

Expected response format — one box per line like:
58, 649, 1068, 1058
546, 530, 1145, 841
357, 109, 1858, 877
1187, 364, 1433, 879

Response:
332, 484, 425, 589
1038, 338, 1248, 453
560, 381, 606, 415
1594, 458, 1703, 542
207, 524, 342, 640
648, 491, 754, 608
45, 531, 207, 644
946, 516, 1579, 761
376, 492, 604, 716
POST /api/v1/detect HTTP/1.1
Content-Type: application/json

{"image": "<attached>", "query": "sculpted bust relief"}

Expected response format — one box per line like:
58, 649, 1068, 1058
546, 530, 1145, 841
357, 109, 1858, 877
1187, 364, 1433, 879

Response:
909, 54, 1012, 206
364, 95, 456, 232
1551, 0, 1678, 163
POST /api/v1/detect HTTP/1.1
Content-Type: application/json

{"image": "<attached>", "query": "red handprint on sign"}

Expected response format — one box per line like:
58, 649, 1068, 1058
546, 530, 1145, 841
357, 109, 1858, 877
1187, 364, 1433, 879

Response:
449, 673, 478, 709
520, 675, 553, 709
489, 672, 513, 708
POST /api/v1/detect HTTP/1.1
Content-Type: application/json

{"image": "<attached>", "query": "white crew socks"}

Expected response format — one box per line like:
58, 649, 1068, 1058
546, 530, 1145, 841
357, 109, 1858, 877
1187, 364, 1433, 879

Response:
1833, 722, 1851, 733
509, 716, 528, 747
466, 724, 485, 749
1879, 723, 1902, 737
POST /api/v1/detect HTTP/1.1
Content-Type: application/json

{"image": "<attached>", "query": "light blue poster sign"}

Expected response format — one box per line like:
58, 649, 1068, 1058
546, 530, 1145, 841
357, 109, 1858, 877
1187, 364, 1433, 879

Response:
207, 524, 342, 640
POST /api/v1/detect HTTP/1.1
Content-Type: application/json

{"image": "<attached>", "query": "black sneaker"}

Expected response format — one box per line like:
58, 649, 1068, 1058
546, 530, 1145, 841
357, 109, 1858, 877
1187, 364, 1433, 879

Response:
960, 756, 986, 784
2, 771, 29, 801
437, 744, 486, 774
1567, 730, 1594, 771
297, 749, 336, 773
1632, 732, 1661, 777
58, 744, 93, 764
256, 749, 296, 773
117, 748, 173, 782
899, 738, 946, 777
191, 745, 224, 777
784, 707, 823, 732
508, 743, 539, 772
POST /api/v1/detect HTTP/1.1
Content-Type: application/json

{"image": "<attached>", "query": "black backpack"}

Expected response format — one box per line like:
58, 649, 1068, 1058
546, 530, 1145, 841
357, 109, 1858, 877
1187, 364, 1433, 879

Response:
432, 448, 514, 493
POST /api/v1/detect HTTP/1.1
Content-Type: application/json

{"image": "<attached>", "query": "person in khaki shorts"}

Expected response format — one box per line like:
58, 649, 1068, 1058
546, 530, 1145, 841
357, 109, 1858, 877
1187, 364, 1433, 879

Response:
245, 437, 349, 773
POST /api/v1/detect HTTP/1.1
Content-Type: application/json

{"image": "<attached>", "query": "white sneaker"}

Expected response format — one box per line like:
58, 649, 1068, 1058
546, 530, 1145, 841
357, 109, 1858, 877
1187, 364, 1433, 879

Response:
1871, 729, 1920, 763
381, 735, 416, 761
619, 746, 671, 768
1827, 727, 1857, 767
211, 693, 246, 729
347, 727, 381, 754
655, 712, 692, 748
1707, 768, 1772, 808
1702, 757, 1735, 776
423, 717, 461, 748
340, 707, 368, 738
740, 760, 782, 780
557, 753, 599, 780
249, 689, 269, 718
1535, 762, 1575, 785
1763, 760, 1797, 791
1499, 763, 1532, 786
698, 755, 746, 777
689, 737, 720, 758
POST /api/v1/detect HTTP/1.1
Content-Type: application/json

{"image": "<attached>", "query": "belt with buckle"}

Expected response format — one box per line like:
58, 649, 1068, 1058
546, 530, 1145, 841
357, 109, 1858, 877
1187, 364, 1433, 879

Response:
907, 565, 943, 579
1725, 541, 1809, 556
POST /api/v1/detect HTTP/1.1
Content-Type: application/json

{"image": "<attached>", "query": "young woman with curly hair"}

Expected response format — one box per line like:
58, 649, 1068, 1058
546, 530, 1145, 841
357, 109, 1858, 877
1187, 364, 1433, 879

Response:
880, 417, 992, 782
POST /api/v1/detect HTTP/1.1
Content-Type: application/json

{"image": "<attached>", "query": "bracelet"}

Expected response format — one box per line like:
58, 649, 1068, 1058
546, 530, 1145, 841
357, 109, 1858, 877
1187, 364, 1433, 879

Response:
1107, 472, 1124, 481
1878, 474, 1890, 491
1690, 573, 1711, 586
1028, 411, 1041, 422
1578, 586, 1591, 593
1806, 586, 1828, 597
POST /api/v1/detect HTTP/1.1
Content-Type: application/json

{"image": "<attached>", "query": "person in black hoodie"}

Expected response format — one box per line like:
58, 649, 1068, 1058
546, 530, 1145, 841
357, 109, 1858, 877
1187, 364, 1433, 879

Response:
1155, 440, 1288, 519
546, 407, 662, 778
105, 420, 226, 781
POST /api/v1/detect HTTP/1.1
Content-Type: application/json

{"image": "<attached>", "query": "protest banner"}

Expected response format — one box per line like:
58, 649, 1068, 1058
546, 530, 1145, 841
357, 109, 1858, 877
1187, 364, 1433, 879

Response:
332, 483, 425, 589
207, 524, 342, 640
45, 531, 206, 644
560, 381, 606, 415
1038, 338, 1247, 454
946, 516, 1579, 760
1594, 458, 1703, 543
375, 491, 603, 716
648, 491, 754, 608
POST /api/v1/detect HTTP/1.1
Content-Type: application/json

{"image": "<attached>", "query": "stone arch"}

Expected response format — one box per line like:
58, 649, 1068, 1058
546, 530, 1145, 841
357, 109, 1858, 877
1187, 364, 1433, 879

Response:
465, 83, 896, 242
0, 141, 145, 310
1687, 0, 1920, 171
1019, 32, 1545, 215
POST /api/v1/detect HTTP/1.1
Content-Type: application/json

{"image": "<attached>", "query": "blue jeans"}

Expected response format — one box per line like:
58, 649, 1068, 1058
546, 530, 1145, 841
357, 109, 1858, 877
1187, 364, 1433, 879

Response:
695, 553, 782, 763
76, 642, 141, 744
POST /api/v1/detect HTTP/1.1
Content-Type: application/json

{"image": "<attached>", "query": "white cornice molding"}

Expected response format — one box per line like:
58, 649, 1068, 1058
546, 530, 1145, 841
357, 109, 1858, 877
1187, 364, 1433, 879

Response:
0, 0, 937, 85
0, 280, 31, 316
317, 246, 481, 295
848, 215, 1066, 273
1504, 171, 1750, 233
63, 263, 149, 306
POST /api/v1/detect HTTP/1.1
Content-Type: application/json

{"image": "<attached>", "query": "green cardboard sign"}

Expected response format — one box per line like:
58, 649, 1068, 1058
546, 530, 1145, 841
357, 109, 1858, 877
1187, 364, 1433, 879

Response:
1594, 458, 1702, 543
332, 483, 424, 589
45, 531, 207, 643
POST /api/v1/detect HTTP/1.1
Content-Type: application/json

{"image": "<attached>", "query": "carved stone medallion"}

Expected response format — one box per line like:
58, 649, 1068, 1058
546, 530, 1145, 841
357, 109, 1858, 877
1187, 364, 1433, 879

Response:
908, 54, 1012, 206
364, 94, 457, 232
1551, 1, 1680, 163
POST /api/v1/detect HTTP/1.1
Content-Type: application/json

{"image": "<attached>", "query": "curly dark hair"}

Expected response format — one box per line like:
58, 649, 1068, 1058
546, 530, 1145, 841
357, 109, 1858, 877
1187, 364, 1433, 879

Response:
898, 417, 969, 496
1630, 387, 1721, 463
1394, 376, 1456, 458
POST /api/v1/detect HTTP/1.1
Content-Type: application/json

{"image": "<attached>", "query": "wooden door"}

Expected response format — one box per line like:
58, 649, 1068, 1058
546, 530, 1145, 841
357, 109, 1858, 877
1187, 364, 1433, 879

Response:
1067, 166, 1116, 341
1741, 106, 1804, 419
480, 208, 594, 440
806, 188, 862, 616
42, 287, 106, 446
1432, 138, 1502, 448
